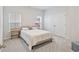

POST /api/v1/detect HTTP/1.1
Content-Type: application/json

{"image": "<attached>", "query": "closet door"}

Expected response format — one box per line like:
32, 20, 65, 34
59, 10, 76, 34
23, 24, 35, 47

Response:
0, 6, 3, 45
53, 13, 66, 37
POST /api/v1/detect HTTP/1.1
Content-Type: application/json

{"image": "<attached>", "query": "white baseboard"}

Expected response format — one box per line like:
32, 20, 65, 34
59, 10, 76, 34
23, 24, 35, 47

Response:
54, 34, 70, 40
54, 34, 65, 38
3, 36, 11, 40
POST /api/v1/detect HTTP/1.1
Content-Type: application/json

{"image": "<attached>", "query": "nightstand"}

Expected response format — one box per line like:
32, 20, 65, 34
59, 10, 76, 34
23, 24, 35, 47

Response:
11, 28, 21, 39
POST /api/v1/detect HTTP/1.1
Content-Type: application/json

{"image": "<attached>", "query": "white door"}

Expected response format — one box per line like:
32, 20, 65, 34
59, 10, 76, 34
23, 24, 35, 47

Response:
53, 13, 66, 37
0, 7, 3, 45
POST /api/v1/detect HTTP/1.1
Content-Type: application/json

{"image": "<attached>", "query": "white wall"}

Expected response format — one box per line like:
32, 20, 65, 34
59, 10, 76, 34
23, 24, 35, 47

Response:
66, 7, 79, 41
0, 6, 3, 45
3, 6, 44, 40
44, 7, 67, 35
44, 6, 79, 41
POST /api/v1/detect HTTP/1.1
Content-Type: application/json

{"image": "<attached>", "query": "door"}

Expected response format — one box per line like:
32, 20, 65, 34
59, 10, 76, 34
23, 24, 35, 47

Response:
0, 7, 3, 45
53, 13, 66, 37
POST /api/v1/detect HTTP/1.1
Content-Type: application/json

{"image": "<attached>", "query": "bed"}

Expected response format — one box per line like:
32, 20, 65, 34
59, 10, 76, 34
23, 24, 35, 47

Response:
20, 29, 52, 50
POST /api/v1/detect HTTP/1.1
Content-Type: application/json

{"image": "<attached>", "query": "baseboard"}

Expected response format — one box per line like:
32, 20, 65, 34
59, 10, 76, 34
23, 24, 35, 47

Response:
54, 34, 72, 41
54, 34, 65, 38
3, 36, 11, 40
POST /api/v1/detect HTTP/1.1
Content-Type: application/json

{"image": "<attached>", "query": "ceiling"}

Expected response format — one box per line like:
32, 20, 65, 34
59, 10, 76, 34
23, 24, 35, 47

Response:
30, 6, 52, 10
29, 6, 69, 11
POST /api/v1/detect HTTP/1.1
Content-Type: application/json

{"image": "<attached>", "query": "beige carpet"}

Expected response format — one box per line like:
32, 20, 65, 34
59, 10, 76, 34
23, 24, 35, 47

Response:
2, 36, 73, 52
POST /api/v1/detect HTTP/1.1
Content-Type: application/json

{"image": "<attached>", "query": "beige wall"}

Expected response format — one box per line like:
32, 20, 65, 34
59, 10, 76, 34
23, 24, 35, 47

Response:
3, 6, 44, 40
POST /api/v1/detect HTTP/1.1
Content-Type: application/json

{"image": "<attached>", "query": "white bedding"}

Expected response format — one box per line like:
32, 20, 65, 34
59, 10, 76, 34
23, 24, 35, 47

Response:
20, 29, 52, 50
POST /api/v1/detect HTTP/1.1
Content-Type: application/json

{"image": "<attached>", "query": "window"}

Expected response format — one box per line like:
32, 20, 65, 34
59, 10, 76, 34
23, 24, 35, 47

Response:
8, 13, 21, 31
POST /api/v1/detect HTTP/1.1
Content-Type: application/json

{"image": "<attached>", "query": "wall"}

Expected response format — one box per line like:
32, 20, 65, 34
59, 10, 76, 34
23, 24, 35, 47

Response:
66, 7, 79, 41
4, 6, 79, 41
44, 6, 79, 41
3, 6, 44, 40
0, 6, 3, 45
44, 7, 67, 35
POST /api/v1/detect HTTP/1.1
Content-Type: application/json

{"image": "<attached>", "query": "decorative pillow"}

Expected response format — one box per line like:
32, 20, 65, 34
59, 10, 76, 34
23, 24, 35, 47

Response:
21, 26, 32, 30
32, 27, 39, 30
22, 27, 29, 30
21, 26, 29, 30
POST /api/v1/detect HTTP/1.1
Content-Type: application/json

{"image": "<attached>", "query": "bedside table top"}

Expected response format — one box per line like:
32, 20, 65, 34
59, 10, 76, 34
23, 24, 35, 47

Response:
11, 28, 21, 32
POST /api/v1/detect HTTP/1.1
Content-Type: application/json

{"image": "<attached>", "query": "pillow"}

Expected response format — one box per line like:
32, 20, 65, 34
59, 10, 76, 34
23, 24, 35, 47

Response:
21, 26, 29, 30
22, 27, 29, 30
21, 26, 33, 30
32, 27, 39, 30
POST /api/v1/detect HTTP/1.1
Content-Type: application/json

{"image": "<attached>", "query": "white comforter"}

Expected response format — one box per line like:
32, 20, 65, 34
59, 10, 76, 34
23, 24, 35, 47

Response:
20, 29, 52, 50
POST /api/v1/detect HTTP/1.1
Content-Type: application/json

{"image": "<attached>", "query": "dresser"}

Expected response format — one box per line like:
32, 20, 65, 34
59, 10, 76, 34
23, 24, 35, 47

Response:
11, 28, 21, 39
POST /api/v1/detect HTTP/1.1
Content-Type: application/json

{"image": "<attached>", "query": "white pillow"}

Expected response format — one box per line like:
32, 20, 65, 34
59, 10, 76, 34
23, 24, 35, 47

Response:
22, 27, 29, 30
32, 27, 39, 30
